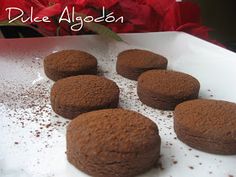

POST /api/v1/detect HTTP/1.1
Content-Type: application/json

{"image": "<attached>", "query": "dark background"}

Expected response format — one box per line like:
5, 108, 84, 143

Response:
185, 0, 236, 51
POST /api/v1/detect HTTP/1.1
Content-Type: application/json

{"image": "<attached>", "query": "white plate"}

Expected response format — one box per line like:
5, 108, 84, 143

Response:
0, 32, 236, 177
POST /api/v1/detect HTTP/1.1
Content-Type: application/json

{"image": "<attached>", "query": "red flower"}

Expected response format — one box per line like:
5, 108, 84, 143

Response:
159, 2, 180, 31
147, 0, 176, 16
178, 1, 201, 24
107, 0, 162, 33
22, 0, 63, 35
60, 0, 118, 9
22, 0, 62, 19
107, 22, 135, 33
0, 0, 25, 20
176, 23, 224, 47
85, 0, 118, 8
0, 0, 221, 46
177, 23, 210, 39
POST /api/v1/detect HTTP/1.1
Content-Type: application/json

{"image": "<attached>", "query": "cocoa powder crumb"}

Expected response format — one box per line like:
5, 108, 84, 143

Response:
189, 166, 194, 170
158, 163, 165, 170
160, 111, 165, 115
45, 123, 52, 128
173, 160, 178, 164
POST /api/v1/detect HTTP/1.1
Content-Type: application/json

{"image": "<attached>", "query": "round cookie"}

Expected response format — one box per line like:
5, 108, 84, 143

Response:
137, 70, 200, 110
67, 109, 161, 177
116, 49, 168, 80
174, 99, 236, 155
50, 75, 119, 119
44, 50, 97, 81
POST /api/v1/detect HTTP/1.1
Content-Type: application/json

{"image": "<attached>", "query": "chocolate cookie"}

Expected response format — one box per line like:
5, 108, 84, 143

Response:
116, 49, 168, 80
174, 99, 236, 155
50, 75, 119, 119
44, 50, 97, 81
137, 70, 200, 110
67, 109, 161, 177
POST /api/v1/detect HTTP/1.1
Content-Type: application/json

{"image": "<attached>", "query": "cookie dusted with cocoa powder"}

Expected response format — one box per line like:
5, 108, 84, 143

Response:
116, 49, 168, 80
50, 75, 119, 119
174, 99, 236, 155
67, 109, 161, 177
44, 50, 97, 81
137, 70, 200, 110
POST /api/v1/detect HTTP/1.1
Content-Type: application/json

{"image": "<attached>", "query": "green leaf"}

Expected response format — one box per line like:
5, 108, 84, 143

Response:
0, 20, 27, 27
56, 26, 61, 36
85, 22, 124, 42
75, 13, 125, 42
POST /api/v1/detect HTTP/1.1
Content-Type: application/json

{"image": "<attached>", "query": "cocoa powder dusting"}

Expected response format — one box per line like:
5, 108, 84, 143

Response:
0, 79, 70, 150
